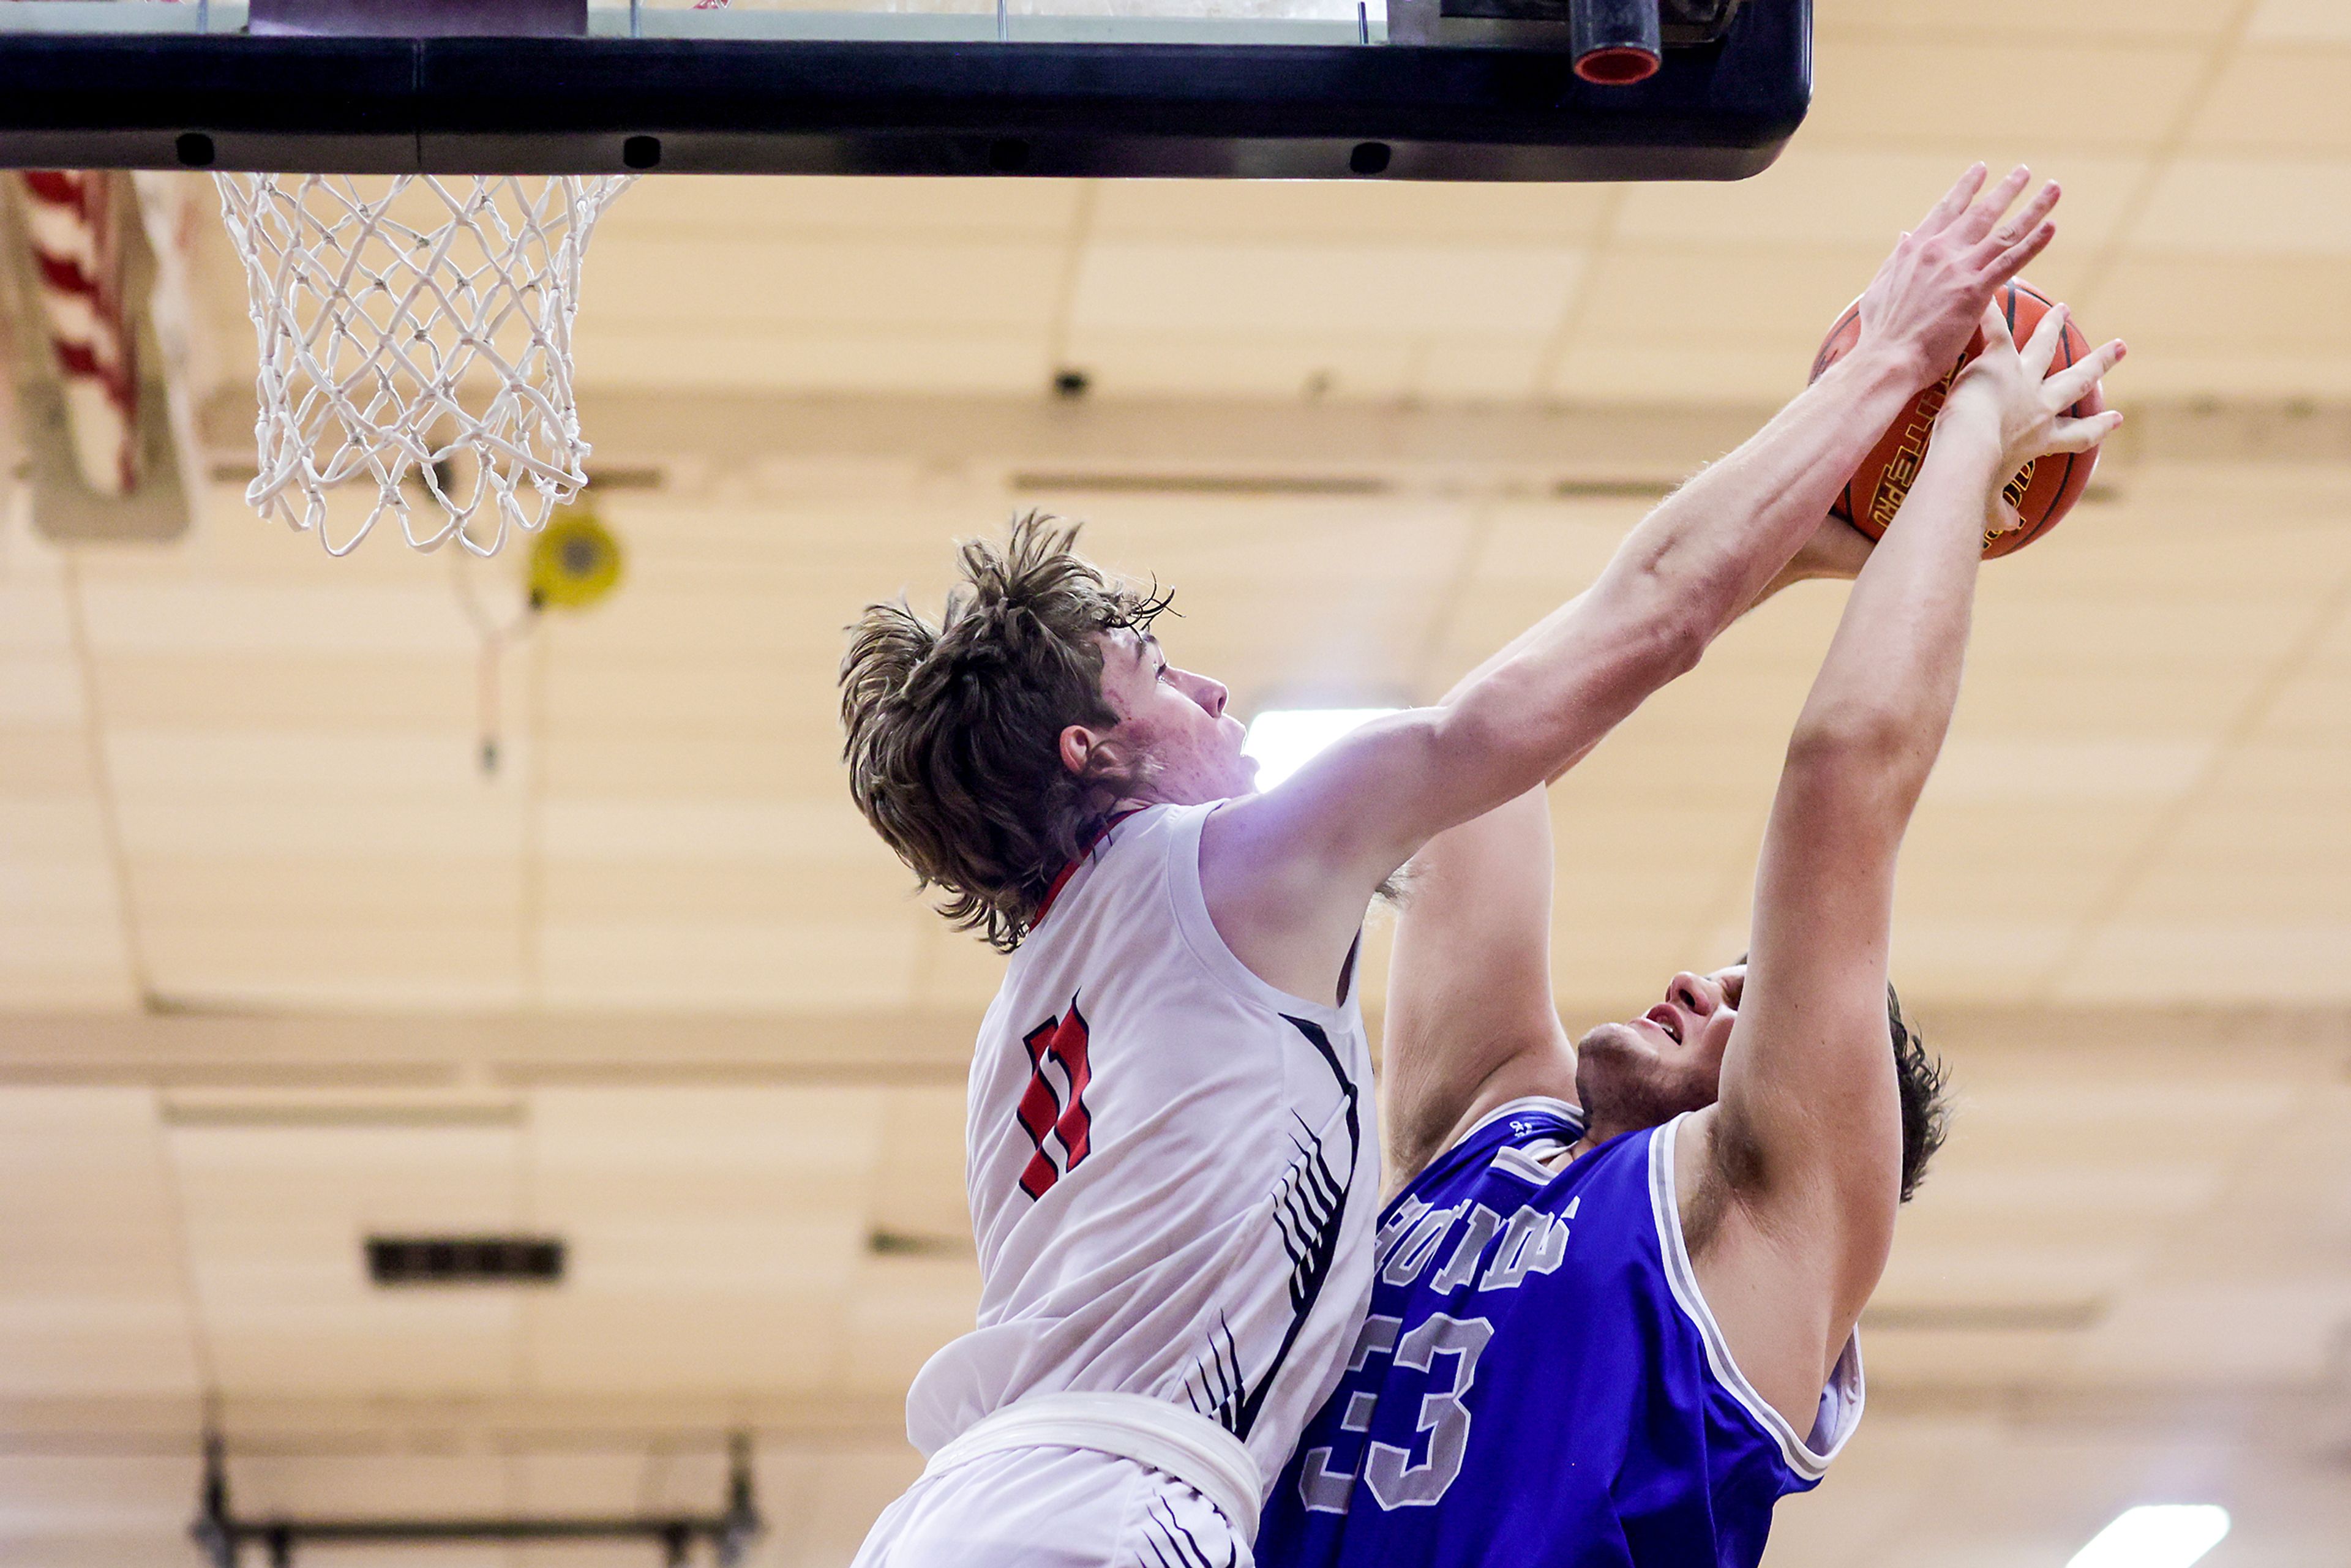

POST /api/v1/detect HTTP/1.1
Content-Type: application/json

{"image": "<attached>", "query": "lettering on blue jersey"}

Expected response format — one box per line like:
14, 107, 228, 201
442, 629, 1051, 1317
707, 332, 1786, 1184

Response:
1479, 1198, 1574, 1291
1364, 1314, 1494, 1509
1376, 1197, 1577, 1293
1295, 1310, 1496, 1514
1295, 1313, 1404, 1512
1346, 1313, 1401, 1373
1428, 1203, 1502, 1292
1270, 1120, 1844, 1561
1374, 1196, 1431, 1269
1294, 1190, 1579, 1520
1307, 1175, 1599, 1523
1297, 1444, 1358, 1514
1381, 1202, 1461, 1286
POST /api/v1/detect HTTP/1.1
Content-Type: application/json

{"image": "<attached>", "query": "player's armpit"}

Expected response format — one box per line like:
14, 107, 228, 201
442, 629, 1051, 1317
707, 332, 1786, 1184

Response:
1382, 788, 1577, 1192
1674, 1104, 1866, 1431
1702, 1002, 1904, 1326
1199, 707, 1463, 1006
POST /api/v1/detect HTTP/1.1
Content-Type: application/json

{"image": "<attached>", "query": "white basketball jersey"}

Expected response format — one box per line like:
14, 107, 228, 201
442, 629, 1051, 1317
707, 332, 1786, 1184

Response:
905, 801, 1382, 1492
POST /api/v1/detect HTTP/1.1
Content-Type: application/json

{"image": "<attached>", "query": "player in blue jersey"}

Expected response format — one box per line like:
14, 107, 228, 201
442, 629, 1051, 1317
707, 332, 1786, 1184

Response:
1258, 298, 2127, 1567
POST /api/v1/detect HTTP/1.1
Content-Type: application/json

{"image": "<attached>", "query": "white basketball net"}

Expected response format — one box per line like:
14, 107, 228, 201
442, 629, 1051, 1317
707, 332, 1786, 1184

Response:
215, 173, 635, 556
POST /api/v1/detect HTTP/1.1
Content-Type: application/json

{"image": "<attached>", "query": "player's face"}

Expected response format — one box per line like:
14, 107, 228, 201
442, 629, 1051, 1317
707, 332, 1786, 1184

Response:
1089, 628, 1256, 803
1573, 964, 1746, 1131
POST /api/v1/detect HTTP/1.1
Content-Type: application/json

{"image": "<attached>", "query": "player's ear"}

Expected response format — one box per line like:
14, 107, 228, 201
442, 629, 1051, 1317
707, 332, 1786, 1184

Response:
1064, 726, 1150, 797
1059, 723, 1098, 777
1060, 722, 1138, 781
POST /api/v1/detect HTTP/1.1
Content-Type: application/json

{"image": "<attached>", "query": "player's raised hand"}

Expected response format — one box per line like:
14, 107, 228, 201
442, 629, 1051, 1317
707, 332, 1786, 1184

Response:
1853, 164, 2063, 388
1945, 300, 2127, 465
1941, 299, 2128, 533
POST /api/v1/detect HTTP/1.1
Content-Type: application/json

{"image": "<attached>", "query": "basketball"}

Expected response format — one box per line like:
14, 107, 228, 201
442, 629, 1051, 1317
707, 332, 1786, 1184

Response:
1810, 280, 2105, 558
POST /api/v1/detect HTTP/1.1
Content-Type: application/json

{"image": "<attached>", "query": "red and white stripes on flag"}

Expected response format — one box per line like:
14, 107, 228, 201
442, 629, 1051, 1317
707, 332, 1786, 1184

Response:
13, 170, 141, 497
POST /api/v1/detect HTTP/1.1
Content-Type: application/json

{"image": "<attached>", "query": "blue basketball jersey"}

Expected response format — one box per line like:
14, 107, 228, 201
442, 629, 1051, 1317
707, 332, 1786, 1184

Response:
1258, 1097, 1864, 1568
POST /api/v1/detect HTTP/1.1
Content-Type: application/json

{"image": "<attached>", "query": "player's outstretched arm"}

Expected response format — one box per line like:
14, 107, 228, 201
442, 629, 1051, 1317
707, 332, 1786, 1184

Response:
1204, 167, 2066, 1005
1687, 303, 2125, 1424
1373, 514, 1872, 1191
1376, 509, 1881, 1188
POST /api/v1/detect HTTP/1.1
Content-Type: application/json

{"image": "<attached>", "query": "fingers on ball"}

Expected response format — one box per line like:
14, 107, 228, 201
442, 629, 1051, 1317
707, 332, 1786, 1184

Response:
2011, 180, 2063, 234
1979, 296, 2015, 343
2053, 409, 2126, 454
2049, 339, 2128, 407
1965, 166, 2033, 238
1926, 163, 1990, 231
2023, 304, 2071, 375
1989, 220, 2058, 278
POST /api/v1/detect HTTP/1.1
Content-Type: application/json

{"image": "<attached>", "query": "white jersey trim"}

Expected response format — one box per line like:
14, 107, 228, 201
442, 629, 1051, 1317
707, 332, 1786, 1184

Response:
920, 1390, 1263, 1544
1488, 1146, 1556, 1185
1166, 803, 1355, 1027
1648, 1112, 1866, 1482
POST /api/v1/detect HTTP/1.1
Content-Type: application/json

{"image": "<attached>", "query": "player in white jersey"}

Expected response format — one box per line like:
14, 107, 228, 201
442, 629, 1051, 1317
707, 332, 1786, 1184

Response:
880, 800, 1379, 1567
838, 165, 2066, 1568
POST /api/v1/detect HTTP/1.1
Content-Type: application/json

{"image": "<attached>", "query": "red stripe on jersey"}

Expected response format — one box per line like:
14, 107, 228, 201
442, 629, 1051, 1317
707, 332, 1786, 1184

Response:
1030, 808, 1145, 930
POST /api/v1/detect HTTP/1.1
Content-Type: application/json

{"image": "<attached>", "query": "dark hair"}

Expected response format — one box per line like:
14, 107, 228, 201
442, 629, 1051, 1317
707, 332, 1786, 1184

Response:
1886, 981, 1951, 1203
839, 512, 1172, 953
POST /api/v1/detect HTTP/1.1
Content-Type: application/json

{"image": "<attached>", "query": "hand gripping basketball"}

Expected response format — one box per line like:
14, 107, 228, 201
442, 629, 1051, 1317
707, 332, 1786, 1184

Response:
1812, 279, 2120, 558
1944, 299, 2128, 539
1848, 164, 2063, 389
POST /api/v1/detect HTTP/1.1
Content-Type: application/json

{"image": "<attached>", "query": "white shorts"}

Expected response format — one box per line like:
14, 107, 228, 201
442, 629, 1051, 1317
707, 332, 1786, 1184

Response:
850, 1446, 1251, 1568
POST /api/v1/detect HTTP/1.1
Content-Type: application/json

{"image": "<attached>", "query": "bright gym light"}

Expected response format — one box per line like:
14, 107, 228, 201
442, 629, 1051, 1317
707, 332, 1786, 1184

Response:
2066, 1506, 2232, 1568
1242, 708, 1404, 790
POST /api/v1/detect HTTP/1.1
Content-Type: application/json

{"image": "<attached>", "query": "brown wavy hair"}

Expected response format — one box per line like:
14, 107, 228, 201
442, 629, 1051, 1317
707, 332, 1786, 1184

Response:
840, 514, 1173, 952
1886, 981, 1951, 1204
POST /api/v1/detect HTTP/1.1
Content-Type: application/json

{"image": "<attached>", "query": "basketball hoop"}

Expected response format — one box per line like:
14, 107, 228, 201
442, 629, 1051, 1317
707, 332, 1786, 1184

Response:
215, 171, 634, 557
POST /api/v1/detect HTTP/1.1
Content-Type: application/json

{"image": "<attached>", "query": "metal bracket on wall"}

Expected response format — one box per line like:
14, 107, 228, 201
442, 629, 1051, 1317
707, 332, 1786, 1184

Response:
190, 1431, 764, 1568
1387, 0, 1441, 46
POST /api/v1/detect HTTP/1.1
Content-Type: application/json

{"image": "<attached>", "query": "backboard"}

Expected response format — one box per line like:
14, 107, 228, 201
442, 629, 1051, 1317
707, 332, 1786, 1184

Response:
0, 0, 1813, 556
0, 0, 1811, 182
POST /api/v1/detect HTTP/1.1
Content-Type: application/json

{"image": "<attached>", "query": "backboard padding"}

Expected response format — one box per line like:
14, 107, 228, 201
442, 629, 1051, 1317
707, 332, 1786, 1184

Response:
0, 0, 1812, 182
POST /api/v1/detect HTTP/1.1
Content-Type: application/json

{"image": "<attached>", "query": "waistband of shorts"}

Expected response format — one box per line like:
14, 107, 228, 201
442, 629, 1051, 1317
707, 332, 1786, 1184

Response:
922, 1392, 1262, 1544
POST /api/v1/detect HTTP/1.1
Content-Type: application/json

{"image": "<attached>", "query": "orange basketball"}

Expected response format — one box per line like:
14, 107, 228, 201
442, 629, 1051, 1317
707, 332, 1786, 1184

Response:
1809, 280, 2103, 559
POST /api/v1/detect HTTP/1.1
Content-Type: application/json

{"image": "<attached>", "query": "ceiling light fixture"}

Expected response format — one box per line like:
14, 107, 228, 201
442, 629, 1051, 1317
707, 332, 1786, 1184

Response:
2067, 1506, 2232, 1568
366, 1235, 565, 1287
1242, 708, 1404, 791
